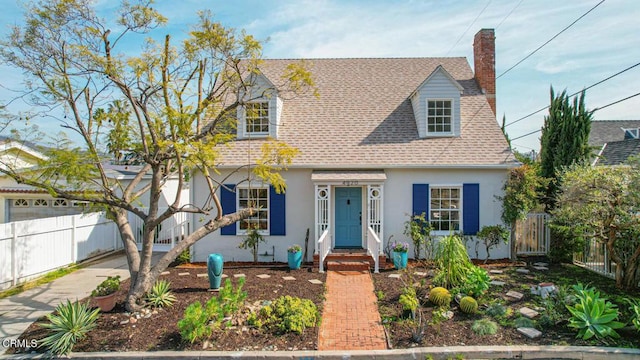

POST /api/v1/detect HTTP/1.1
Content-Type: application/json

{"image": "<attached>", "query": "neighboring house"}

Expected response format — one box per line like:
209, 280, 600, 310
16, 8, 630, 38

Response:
590, 120, 640, 165
191, 29, 517, 269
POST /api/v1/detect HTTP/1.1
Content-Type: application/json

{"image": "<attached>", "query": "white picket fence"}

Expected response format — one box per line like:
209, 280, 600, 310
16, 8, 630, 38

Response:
0, 212, 121, 290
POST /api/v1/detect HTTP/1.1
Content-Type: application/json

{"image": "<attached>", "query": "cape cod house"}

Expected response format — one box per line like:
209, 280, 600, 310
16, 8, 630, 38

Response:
190, 29, 517, 271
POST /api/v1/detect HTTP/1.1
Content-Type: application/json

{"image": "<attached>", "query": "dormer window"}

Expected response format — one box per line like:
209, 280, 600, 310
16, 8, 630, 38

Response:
624, 128, 640, 140
427, 99, 453, 134
246, 102, 270, 136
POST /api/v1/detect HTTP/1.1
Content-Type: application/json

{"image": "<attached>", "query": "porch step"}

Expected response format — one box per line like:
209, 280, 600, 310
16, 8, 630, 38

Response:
326, 260, 370, 272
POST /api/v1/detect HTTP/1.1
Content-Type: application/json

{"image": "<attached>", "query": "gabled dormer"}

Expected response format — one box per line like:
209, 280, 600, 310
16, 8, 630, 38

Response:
237, 72, 282, 139
410, 65, 464, 138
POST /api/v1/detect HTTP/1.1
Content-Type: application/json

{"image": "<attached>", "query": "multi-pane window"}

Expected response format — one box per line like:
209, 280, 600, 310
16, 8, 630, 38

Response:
33, 199, 49, 207
238, 187, 269, 232
430, 187, 460, 231
53, 199, 68, 207
245, 102, 269, 135
427, 100, 452, 133
13, 199, 29, 207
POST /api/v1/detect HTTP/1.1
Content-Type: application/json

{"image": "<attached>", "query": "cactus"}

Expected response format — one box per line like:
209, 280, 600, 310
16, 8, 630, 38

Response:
460, 296, 478, 314
428, 287, 451, 307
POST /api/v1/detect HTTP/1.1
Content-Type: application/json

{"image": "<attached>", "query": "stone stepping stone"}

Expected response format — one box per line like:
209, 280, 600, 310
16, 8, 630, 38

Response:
282, 276, 296, 281
308, 279, 323, 285
388, 274, 402, 279
197, 273, 208, 278
489, 269, 503, 274
160, 271, 170, 275
533, 262, 549, 267
414, 271, 427, 276
490, 280, 506, 286
221, 274, 228, 278
532, 266, 549, 271
517, 327, 542, 339
256, 274, 271, 279
516, 268, 530, 274
519, 307, 540, 319
178, 272, 190, 276
506, 290, 524, 300
233, 274, 245, 278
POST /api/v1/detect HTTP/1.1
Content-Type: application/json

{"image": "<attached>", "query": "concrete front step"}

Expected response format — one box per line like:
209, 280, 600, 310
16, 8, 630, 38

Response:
326, 260, 370, 271
314, 252, 388, 271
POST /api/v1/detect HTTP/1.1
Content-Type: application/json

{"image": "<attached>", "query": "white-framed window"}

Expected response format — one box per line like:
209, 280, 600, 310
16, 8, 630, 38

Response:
430, 186, 461, 232
53, 199, 68, 207
245, 102, 270, 135
427, 99, 453, 134
624, 128, 640, 139
33, 199, 49, 207
237, 186, 269, 234
13, 199, 29, 207
72, 200, 89, 208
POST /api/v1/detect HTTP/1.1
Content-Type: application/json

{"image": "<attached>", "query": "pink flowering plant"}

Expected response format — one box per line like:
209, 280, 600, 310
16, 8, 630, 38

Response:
391, 241, 409, 253
287, 244, 302, 253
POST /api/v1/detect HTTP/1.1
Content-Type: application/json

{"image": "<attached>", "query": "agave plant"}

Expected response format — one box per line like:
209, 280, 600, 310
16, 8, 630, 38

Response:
146, 280, 177, 308
40, 300, 100, 356
566, 284, 625, 340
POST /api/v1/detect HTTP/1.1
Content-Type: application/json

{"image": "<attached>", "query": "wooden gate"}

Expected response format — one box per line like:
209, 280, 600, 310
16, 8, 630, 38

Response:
515, 213, 550, 255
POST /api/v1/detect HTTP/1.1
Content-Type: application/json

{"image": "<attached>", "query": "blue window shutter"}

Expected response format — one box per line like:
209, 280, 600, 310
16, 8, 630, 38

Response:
220, 184, 236, 235
412, 184, 429, 219
463, 183, 479, 235
269, 186, 286, 236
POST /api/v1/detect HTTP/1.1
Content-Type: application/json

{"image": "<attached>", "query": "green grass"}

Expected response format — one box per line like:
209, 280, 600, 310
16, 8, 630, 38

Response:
0, 265, 81, 299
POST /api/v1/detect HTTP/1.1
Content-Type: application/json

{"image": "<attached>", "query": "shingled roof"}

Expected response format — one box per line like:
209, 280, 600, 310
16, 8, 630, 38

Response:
589, 120, 640, 147
596, 139, 640, 166
218, 58, 515, 168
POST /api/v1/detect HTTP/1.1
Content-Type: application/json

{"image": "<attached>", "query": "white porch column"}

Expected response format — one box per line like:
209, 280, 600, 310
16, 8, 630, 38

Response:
315, 185, 330, 253
367, 184, 384, 254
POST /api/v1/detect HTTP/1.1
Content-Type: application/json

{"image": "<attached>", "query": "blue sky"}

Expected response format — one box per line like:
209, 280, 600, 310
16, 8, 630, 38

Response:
1, 0, 639, 153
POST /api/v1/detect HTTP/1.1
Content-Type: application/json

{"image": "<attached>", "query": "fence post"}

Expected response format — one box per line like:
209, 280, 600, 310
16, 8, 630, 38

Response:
11, 222, 17, 286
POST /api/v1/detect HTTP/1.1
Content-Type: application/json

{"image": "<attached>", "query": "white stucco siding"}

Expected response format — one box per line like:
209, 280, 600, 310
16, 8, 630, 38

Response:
191, 166, 509, 263
410, 70, 462, 138
191, 168, 315, 263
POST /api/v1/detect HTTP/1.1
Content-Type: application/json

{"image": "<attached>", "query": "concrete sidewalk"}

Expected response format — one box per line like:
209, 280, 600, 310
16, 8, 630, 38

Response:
0, 252, 135, 354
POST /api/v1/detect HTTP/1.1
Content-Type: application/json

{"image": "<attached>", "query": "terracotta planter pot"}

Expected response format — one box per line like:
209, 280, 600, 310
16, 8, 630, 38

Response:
94, 293, 117, 312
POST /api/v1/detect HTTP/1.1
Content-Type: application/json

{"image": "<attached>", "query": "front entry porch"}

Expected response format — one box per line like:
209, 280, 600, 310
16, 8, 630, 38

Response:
312, 170, 386, 273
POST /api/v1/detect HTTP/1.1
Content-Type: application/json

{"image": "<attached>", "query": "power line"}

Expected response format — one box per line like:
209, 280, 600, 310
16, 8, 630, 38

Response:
446, 0, 492, 56
509, 90, 640, 141
497, 0, 605, 80
496, 0, 525, 30
504, 60, 640, 127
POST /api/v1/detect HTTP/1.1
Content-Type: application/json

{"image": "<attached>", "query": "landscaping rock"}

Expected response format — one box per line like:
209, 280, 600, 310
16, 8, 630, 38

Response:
506, 290, 524, 301
516, 268, 530, 274
308, 279, 323, 284
160, 271, 170, 275
414, 271, 427, 276
233, 273, 246, 278
517, 327, 542, 339
196, 273, 207, 278
388, 274, 401, 279
519, 307, 540, 319
178, 272, 190, 276
533, 262, 549, 267
490, 280, 506, 286
531, 282, 556, 298
532, 266, 549, 271
282, 276, 296, 281
256, 274, 271, 279
489, 269, 504, 274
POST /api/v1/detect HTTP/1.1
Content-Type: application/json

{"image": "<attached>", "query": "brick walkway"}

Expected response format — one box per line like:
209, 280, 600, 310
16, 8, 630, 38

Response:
317, 270, 387, 350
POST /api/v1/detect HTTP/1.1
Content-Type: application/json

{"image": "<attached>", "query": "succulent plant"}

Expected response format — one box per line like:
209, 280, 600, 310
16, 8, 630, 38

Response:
460, 296, 478, 314
428, 287, 451, 307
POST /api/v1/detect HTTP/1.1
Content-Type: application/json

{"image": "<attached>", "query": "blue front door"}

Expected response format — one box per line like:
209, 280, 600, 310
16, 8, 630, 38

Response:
335, 187, 362, 248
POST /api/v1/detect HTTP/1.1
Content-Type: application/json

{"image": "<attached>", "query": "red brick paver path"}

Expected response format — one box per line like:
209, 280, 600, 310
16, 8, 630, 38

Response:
317, 270, 387, 350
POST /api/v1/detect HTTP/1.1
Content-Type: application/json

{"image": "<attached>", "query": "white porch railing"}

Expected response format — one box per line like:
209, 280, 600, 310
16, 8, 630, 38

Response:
515, 213, 550, 255
317, 228, 331, 273
367, 226, 381, 273
128, 209, 190, 252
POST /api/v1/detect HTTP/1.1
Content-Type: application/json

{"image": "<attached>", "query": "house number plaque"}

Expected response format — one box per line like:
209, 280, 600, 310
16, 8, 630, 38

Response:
342, 181, 359, 186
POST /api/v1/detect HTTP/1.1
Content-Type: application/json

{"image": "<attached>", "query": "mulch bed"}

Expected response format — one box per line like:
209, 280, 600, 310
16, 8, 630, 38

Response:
8, 259, 640, 354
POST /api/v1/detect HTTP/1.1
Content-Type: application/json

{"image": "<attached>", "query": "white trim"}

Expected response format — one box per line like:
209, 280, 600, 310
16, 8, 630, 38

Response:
426, 98, 454, 136
235, 184, 270, 236
219, 163, 519, 170
12, 199, 29, 207
52, 199, 69, 207
32, 199, 49, 207
429, 185, 462, 234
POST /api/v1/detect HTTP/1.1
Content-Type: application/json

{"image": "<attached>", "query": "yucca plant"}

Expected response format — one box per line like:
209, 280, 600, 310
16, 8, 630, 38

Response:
433, 234, 473, 288
566, 284, 625, 340
146, 280, 177, 308
40, 300, 100, 356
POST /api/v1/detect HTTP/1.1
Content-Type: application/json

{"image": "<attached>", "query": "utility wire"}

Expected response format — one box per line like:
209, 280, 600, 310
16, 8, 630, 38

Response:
504, 60, 640, 127
446, 0, 492, 56
509, 90, 640, 141
496, 0, 525, 29
497, 0, 605, 80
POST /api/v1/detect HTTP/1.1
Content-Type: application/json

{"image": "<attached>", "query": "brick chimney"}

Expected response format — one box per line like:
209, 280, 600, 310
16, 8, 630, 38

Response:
473, 29, 496, 116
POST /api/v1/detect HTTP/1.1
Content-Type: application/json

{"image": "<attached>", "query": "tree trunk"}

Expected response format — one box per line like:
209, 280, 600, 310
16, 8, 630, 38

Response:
623, 261, 639, 289
510, 221, 517, 261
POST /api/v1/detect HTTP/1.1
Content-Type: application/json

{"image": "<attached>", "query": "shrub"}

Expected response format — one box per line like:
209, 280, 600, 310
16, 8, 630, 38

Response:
399, 286, 419, 318
429, 287, 452, 307
433, 234, 473, 288
471, 318, 498, 336
177, 301, 211, 343
403, 212, 433, 259
459, 296, 478, 314
238, 228, 266, 263
514, 316, 535, 328
627, 298, 640, 332
460, 266, 491, 297
91, 275, 120, 297
171, 248, 191, 266
40, 300, 100, 356
146, 280, 176, 308
566, 284, 624, 340
476, 225, 509, 263
259, 295, 319, 334
485, 303, 507, 318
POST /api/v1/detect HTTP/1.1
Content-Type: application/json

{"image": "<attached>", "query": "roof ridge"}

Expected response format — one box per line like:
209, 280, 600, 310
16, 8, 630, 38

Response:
261, 56, 467, 60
